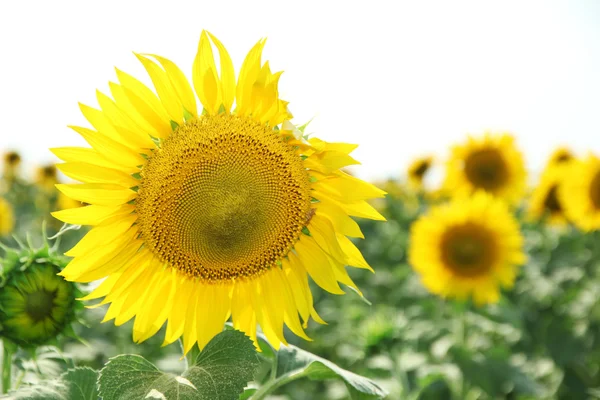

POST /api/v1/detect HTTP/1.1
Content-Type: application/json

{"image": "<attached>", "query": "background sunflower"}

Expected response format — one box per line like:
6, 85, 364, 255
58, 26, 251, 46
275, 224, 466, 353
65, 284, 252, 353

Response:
444, 133, 527, 204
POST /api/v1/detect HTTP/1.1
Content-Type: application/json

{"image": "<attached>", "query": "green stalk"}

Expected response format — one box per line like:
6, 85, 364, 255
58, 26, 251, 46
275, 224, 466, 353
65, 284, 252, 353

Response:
179, 338, 201, 370
251, 370, 308, 400
2, 343, 13, 394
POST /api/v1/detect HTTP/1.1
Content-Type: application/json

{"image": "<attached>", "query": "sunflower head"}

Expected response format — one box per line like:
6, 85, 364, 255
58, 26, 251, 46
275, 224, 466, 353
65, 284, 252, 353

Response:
52, 31, 385, 352
527, 165, 569, 226
35, 164, 59, 190
2, 151, 22, 179
409, 191, 526, 305
547, 147, 574, 166
444, 133, 526, 204
407, 156, 433, 190
0, 197, 15, 236
560, 154, 600, 231
0, 243, 82, 347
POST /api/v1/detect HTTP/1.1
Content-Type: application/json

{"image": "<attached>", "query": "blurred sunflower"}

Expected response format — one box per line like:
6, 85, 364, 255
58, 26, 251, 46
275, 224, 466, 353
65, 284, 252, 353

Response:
0, 245, 82, 347
52, 31, 385, 352
444, 133, 526, 204
407, 156, 433, 190
2, 151, 21, 179
527, 166, 569, 226
560, 154, 600, 231
0, 197, 15, 236
546, 147, 574, 167
35, 164, 59, 192
409, 192, 525, 305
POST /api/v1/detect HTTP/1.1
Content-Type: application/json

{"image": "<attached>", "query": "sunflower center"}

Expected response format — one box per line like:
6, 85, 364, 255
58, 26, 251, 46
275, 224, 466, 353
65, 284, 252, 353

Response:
464, 149, 508, 190
591, 171, 600, 210
544, 185, 562, 213
25, 289, 57, 322
137, 114, 312, 282
440, 223, 497, 276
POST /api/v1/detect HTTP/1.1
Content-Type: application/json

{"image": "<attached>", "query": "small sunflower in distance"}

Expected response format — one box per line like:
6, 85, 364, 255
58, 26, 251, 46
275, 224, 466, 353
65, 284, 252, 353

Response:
409, 192, 526, 305
2, 151, 22, 183
444, 133, 526, 204
527, 166, 569, 226
35, 164, 59, 192
560, 154, 600, 231
0, 197, 15, 236
407, 156, 433, 190
546, 147, 574, 167
52, 31, 385, 352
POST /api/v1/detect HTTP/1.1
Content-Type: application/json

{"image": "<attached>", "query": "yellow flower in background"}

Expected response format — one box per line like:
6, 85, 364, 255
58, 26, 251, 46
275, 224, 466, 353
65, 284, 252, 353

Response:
0, 197, 15, 236
546, 147, 574, 167
560, 154, 600, 231
527, 165, 569, 226
35, 164, 59, 191
407, 156, 433, 190
2, 151, 21, 180
409, 192, 525, 305
444, 133, 526, 205
52, 31, 385, 352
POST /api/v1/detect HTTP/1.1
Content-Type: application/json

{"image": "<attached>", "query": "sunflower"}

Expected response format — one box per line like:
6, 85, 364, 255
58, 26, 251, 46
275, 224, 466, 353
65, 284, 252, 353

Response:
560, 154, 600, 231
52, 31, 385, 352
409, 192, 525, 305
0, 197, 14, 236
35, 164, 59, 192
527, 165, 569, 226
407, 156, 433, 190
0, 244, 82, 347
546, 147, 574, 167
444, 133, 526, 204
2, 151, 21, 177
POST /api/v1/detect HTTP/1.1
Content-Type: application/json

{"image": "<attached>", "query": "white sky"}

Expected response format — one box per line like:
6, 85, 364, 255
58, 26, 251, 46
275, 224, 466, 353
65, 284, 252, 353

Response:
1, 0, 599, 180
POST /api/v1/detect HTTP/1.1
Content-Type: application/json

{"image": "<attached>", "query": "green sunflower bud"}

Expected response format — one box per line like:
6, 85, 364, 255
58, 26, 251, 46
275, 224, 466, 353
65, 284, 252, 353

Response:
0, 242, 82, 347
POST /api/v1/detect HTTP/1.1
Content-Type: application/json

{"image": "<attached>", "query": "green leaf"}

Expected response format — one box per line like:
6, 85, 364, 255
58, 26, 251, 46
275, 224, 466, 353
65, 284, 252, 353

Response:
7, 367, 99, 400
98, 330, 259, 400
268, 337, 387, 399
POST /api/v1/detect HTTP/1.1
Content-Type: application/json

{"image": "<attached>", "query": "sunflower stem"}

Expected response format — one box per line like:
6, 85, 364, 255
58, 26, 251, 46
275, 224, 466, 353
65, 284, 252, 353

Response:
1, 342, 13, 394
184, 343, 201, 370
252, 369, 307, 400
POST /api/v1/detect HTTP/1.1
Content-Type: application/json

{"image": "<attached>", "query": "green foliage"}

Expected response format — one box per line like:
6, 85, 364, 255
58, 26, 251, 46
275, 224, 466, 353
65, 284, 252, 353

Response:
258, 336, 386, 399
98, 330, 258, 400
4, 367, 98, 400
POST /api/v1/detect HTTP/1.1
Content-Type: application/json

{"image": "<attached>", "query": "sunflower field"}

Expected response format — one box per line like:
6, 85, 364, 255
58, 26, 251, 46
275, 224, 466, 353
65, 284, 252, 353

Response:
1, 31, 600, 400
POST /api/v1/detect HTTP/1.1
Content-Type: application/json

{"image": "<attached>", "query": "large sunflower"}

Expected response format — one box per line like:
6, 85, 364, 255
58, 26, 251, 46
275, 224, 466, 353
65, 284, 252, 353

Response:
444, 133, 526, 204
527, 165, 569, 226
52, 31, 385, 352
409, 192, 525, 305
560, 154, 600, 231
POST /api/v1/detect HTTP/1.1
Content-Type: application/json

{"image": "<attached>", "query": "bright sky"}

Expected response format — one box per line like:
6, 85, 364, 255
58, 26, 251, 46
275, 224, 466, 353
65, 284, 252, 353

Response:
1, 0, 599, 180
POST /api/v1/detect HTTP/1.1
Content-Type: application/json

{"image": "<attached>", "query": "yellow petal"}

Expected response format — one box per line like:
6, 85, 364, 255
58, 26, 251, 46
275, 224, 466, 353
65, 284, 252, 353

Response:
148, 54, 198, 117
68, 125, 145, 168
193, 31, 220, 114
52, 204, 134, 226
135, 53, 183, 122
207, 32, 235, 112
56, 162, 138, 187
56, 183, 136, 206
50, 147, 137, 174
294, 236, 345, 295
